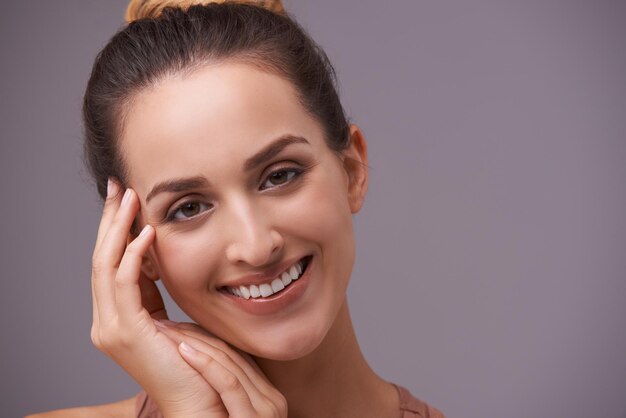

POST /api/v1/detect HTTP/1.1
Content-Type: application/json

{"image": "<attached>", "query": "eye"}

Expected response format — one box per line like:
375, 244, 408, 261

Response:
167, 201, 211, 221
260, 167, 302, 190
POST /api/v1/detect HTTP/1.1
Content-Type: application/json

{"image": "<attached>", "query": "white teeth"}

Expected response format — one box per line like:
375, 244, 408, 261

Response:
225, 258, 309, 299
239, 286, 251, 300
249, 284, 261, 298
259, 283, 273, 297
289, 265, 300, 280
271, 278, 285, 293
281, 271, 292, 286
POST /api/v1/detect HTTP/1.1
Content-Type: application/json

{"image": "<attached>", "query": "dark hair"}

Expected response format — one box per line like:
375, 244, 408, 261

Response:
82, 3, 350, 201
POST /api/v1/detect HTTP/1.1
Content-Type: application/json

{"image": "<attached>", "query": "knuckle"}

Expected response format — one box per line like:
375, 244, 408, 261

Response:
199, 353, 215, 368
114, 275, 133, 291
91, 258, 105, 275
213, 340, 230, 351
275, 394, 288, 415
205, 338, 229, 352
90, 327, 101, 347
211, 349, 230, 364
95, 323, 118, 346
265, 390, 288, 416
97, 332, 113, 348
222, 372, 241, 392
259, 401, 282, 418
99, 329, 131, 350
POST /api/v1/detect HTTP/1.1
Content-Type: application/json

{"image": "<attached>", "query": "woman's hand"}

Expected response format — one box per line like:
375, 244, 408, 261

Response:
154, 321, 288, 418
90, 179, 224, 417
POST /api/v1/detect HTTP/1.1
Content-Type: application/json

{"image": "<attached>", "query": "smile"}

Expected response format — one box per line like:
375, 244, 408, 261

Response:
223, 256, 310, 299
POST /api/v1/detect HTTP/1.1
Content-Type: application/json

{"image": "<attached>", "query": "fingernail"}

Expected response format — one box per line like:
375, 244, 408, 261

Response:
179, 341, 196, 354
107, 178, 118, 198
139, 224, 152, 237
121, 189, 132, 207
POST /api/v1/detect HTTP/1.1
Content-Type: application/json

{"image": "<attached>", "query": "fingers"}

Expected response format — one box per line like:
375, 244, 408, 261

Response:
92, 182, 161, 333
158, 325, 260, 397
115, 223, 155, 322
98, 188, 139, 272
172, 324, 274, 390
155, 322, 287, 417
92, 187, 140, 322
178, 341, 257, 418
94, 178, 123, 252
92, 179, 122, 323
90, 281, 103, 351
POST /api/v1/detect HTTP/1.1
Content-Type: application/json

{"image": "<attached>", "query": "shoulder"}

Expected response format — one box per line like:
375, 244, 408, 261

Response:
394, 384, 446, 418
25, 396, 136, 418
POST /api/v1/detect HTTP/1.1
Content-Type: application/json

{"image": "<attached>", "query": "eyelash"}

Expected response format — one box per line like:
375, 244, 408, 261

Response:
163, 166, 306, 223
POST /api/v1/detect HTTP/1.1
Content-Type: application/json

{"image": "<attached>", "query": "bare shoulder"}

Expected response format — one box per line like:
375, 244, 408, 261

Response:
25, 396, 136, 418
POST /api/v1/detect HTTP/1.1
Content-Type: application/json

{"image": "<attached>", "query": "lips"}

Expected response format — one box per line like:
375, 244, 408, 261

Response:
219, 255, 314, 315
223, 256, 309, 299
220, 256, 311, 297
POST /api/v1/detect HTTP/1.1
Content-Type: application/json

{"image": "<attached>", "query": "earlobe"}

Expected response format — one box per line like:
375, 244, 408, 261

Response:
342, 124, 369, 213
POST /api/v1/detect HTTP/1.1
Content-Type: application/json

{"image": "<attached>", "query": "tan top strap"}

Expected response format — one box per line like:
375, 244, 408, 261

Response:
394, 384, 446, 418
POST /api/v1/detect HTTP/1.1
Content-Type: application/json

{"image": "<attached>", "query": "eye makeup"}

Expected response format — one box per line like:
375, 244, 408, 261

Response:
157, 160, 317, 225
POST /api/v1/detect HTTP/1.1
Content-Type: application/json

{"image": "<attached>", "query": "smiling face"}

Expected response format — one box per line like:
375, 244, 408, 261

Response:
119, 62, 368, 360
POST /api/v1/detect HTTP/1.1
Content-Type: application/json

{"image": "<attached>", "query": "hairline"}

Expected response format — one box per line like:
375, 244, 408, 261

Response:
112, 54, 341, 189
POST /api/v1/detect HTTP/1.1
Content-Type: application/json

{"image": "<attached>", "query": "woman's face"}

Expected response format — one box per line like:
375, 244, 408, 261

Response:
120, 62, 367, 360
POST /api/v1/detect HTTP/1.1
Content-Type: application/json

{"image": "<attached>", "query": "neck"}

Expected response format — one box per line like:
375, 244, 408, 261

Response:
254, 299, 398, 418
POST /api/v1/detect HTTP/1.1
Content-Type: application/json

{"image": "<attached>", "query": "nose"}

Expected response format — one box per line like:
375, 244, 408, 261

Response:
224, 198, 284, 267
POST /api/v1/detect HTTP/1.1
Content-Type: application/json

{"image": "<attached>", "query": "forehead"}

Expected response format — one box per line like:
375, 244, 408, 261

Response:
120, 62, 324, 193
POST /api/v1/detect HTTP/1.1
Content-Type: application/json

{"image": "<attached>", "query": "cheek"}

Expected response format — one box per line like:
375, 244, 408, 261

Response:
279, 168, 353, 249
150, 229, 216, 291
148, 164, 354, 294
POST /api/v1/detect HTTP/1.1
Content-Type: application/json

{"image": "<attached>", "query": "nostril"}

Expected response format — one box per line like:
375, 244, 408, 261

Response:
225, 229, 284, 267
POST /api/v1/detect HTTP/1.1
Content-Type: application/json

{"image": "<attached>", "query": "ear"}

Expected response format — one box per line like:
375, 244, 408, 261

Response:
140, 252, 160, 281
127, 232, 160, 281
341, 124, 369, 213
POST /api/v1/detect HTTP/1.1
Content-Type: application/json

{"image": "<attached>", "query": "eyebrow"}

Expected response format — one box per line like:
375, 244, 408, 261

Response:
145, 134, 310, 203
146, 176, 208, 203
243, 134, 309, 171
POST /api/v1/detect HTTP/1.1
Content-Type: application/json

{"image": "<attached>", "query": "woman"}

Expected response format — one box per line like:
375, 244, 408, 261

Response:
29, 1, 444, 417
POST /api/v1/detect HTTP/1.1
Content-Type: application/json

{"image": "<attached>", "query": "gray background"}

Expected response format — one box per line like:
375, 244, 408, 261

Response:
1, 1, 625, 417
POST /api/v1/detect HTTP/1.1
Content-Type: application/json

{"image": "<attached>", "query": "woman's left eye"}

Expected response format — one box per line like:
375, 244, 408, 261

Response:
169, 201, 211, 221
260, 168, 302, 190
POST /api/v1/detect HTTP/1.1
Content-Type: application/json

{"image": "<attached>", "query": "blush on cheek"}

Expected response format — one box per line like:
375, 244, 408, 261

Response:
278, 197, 346, 246
152, 229, 215, 289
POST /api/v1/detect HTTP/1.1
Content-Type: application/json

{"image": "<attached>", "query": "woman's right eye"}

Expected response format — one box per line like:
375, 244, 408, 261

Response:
167, 201, 211, 222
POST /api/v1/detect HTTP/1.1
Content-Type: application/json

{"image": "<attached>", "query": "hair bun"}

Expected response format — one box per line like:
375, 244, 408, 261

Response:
125, 0, 285, 23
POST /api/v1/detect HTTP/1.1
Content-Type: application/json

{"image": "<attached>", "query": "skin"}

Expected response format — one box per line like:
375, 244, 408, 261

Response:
27, 62, 399, 418
127, 62, 360, 361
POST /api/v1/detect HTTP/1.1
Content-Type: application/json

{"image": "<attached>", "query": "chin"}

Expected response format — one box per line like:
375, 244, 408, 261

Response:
260, 333, 324, 361
239, 314, 332, 361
